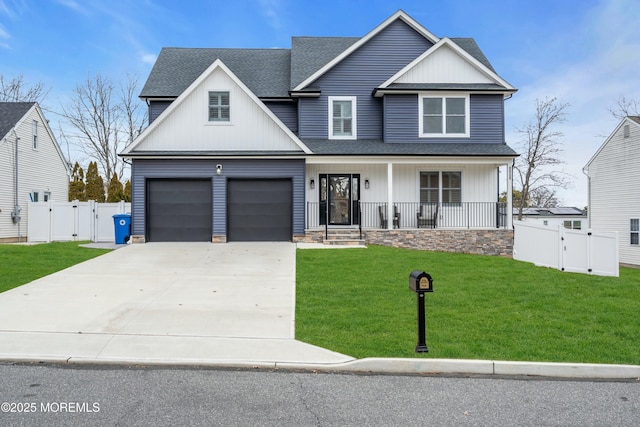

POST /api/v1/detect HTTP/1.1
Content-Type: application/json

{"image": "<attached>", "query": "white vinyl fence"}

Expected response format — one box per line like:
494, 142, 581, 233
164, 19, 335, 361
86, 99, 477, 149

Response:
28, 200, 131, 243
513, 222, 619, 277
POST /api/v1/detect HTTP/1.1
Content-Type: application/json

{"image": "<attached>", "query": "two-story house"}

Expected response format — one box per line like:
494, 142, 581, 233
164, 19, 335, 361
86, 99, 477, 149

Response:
0, 102, 70, 242
121, 10, 518, 255
584, 116, 640, 266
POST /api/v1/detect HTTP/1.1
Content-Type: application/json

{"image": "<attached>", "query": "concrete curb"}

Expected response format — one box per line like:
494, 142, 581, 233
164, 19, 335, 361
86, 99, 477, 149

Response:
3, 356, 638, 379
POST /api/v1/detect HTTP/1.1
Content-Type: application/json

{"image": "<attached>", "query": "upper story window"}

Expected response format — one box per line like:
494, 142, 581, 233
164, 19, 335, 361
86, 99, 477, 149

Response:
631, 218, 639, 245
419, 95, 469, 138
329, 96, 357, 139
208, 91, 230, 122
32, 120, 38, 149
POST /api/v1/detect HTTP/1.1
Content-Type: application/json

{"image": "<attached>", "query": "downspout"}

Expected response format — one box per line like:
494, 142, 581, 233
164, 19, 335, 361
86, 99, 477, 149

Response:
582, 165, 590, 229
11, 129, 22, 241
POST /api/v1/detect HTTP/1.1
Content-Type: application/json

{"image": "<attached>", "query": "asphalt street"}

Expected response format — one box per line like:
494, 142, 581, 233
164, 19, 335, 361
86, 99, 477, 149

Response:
0, 363, 638, 426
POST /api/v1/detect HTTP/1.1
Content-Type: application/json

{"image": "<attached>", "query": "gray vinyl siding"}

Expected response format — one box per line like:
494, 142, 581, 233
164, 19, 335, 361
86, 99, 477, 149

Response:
131, 158, 305, 238
148, 100, 173, 124
298, 19, 433, 139
265, 101, 298, 133
384, 94, 505, 143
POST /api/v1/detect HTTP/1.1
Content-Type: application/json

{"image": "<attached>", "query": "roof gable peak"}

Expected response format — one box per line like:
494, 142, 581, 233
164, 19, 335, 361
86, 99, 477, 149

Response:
292, 10, 439, 92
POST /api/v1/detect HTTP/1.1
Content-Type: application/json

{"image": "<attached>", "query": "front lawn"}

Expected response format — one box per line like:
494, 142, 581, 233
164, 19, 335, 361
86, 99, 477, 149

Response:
0, 242, 111, 293
296, 245, 640, 365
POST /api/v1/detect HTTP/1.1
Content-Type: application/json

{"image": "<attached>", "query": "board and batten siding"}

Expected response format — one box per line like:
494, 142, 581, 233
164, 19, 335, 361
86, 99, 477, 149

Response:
134, 67, 303, 153
298, 19, 433, 140
384, 94, 504, 143
587, 121, 640, 265
131, 158, 305, 239
305, 163, 498, 205
0, 106, 69, 240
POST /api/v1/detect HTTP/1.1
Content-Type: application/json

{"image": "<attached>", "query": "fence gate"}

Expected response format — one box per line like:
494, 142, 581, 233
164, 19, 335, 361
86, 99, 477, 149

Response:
513, 222, 619, 277
27, 201, 131, 243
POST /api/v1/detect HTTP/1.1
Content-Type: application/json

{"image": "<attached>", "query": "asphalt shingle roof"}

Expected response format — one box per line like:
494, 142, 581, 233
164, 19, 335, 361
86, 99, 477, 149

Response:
290, 37, 359, 89
140, 48, 292, 99
140, 35, 504, 99
0, 102, 34, 140
301, 139, 518, 156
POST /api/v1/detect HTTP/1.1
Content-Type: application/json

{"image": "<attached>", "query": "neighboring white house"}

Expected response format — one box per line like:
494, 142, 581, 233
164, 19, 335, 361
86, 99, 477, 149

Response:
514, 207, 587, 230
0, 102, 70, 242
584, 116, 640, 266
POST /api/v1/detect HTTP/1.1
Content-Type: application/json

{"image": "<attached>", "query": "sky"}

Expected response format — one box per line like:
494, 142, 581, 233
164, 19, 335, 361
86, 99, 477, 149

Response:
1, 0, 640, 208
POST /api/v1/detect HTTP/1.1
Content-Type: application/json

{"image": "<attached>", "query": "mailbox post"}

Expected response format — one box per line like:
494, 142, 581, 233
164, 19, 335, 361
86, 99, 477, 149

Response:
409, 270, 433, 353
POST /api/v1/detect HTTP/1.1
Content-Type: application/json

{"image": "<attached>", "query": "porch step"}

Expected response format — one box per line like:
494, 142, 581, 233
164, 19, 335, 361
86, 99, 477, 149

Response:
323, 229, 366, 246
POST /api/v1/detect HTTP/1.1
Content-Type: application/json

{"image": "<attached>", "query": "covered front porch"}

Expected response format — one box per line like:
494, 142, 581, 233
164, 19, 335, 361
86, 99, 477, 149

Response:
300, 157, 515, 255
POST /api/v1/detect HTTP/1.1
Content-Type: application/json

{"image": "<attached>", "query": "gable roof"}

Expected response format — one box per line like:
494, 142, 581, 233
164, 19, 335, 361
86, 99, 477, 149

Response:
141, 10, 508, 102
0, 102, 35, 140
376, 37, 515, 95
140, 48, 292, 99
125, 58, 312, 155
292, 10, 440, 92
584, 116, 640, 172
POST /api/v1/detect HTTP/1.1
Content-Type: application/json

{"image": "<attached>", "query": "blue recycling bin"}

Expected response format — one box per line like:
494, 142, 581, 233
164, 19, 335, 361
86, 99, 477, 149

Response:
113, 213, 131, 244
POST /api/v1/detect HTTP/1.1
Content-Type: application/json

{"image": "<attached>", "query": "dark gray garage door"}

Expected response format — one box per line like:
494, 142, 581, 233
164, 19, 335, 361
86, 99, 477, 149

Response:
227, 179, 292, 242
147, 179, 212, 242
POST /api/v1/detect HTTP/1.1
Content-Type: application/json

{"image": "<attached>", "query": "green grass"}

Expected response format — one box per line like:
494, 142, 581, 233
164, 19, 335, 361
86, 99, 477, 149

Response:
296, 245, 640, 365
0, 242, 111, 293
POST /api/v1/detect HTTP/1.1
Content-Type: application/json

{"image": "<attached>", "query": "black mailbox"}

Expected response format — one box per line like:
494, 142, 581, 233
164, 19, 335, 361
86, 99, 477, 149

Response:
409, 270, 433, 293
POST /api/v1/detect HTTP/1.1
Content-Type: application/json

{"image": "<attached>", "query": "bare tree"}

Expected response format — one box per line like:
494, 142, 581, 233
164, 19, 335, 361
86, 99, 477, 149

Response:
61, 73, 145, 180
0, 74, 48, 103
514, 97, 570, 220
609, 95, 640, 119
529, 187, 560, 208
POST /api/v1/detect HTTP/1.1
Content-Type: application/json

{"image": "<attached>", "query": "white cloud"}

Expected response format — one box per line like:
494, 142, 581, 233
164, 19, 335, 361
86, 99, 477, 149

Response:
140, 53, 157, 65
259, 0, 284, 31
0, 23, 10, 49
505, 0, 640, 207
54, 0, 88, 14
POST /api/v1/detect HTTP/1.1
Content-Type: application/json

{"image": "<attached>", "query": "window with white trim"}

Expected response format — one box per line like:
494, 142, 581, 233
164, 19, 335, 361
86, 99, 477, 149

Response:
329, 96, 356, 139
208, 91, 230, 122
32, 120, 38, 149
419, 95, 469, 137
419, 171, 461, 204
631, 218, 639, 245
564, 220, 582, 230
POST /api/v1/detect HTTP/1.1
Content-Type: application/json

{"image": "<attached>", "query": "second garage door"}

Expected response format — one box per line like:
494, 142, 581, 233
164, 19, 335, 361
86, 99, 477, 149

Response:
227, 179, 292, 242
147, 179, 212, 242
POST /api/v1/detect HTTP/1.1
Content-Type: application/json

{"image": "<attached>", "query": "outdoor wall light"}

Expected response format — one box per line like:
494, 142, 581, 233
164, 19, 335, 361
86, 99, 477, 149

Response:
364, 179, 370, 189
216, 164, 223, 175
309, 178, 315, 189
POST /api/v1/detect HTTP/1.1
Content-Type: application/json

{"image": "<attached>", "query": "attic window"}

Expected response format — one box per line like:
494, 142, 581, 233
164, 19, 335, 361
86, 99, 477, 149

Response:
208, 91, 230, 122
32, 120, 39, 149
623, 124, 630, 138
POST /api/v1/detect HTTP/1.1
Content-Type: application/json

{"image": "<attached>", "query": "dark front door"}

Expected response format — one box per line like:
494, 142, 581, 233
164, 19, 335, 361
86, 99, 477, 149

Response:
319, 174, 360, 226
146, 179, 212, 242
227, 179, 292, 241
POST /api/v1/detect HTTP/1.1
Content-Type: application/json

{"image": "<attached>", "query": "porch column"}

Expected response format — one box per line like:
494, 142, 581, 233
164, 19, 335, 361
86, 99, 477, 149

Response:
387, 162, 393, 230
507, 162, 513, 228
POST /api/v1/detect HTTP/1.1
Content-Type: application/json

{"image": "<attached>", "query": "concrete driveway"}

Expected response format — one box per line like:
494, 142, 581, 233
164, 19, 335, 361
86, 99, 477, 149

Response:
0, 242, 352, 367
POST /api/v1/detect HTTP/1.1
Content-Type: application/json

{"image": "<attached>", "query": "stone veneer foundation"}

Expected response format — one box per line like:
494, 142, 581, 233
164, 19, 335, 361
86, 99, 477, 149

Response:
295, 229, 514, 257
